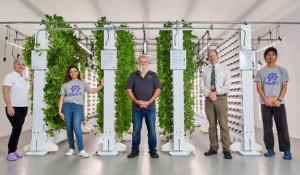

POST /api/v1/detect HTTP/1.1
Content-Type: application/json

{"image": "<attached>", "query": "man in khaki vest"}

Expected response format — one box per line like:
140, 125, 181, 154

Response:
200, 50, 232, 159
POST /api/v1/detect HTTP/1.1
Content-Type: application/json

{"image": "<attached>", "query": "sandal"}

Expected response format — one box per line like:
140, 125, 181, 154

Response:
15, 150, 23, 158
7, 153, 17, 161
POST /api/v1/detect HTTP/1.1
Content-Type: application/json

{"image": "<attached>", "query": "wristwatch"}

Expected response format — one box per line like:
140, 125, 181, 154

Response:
278, 98, 282, 102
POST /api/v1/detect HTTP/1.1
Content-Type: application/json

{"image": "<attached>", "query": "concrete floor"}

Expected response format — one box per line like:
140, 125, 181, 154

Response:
0, 121, 299, 175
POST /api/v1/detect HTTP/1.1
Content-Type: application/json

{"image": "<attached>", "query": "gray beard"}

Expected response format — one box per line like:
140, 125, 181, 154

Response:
138, 66, 149, 74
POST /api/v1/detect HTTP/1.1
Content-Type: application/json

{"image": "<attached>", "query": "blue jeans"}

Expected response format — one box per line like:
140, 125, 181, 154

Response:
62, 103, 84, 151
132, 110, 157, 152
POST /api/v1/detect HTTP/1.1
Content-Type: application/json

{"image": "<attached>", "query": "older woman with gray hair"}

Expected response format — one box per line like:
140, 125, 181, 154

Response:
2, 58, 34, 161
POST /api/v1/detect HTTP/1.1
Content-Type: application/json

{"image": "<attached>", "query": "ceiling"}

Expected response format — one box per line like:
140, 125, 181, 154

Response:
1, 0, 300, 72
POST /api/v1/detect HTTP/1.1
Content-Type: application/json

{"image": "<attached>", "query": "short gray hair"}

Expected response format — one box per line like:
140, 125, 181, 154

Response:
138, 55, 149, 62
13, 58, 26, 65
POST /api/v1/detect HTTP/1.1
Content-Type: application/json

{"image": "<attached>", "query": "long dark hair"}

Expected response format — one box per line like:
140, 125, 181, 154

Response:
64, 65, 82, 83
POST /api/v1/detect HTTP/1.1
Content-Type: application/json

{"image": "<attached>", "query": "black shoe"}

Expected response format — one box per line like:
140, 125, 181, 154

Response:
204, 148, 217, 156
127, 150, 139, 158
149, 150, 159, 158
223, 151, 232, 159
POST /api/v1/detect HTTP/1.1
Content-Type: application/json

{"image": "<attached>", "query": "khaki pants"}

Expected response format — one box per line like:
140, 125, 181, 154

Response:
205, 96, 231, 152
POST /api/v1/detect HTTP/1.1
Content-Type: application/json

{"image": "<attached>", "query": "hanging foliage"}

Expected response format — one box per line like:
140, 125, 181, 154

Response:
115, 24, 137, 139
42, 14, 88, 136
156, 21, 197, 139
92, 17, 107, 133
22, 36, 35, 114
182, 20, 197, 139
156, 21, 174, 139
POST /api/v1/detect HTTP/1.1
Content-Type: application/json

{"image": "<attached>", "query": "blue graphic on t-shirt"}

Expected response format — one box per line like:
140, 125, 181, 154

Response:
69, 85, 82, 96
265, 72, 279, 85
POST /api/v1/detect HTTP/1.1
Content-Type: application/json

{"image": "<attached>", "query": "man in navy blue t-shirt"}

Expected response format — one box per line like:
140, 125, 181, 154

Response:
125, 55, 162, 159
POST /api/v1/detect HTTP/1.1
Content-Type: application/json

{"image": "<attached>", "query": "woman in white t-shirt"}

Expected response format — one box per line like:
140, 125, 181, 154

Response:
2, 58, 34, 161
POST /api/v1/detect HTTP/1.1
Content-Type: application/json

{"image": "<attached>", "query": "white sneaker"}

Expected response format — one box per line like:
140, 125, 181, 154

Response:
65, 149, 75, 156
78, 150, 89, 158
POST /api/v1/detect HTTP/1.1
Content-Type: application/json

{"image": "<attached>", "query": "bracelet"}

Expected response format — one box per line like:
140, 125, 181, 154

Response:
278, 98, 282, 102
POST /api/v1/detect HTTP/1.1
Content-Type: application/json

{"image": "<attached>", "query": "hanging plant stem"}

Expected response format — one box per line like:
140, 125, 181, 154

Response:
22, 36, 35, 114
156, 21, 174, 140
183, 20, 197, 139
42, 14, 88, 136
115, 24, 137, 139
92, 17, 107, 134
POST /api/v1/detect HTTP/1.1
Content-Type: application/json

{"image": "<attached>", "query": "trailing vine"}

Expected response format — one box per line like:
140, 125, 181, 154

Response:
93, 20, 136, 138
92, 17, 107, 133
42, 14, 88, 136
156, 21, 174, 139
115, 24, 136, 139
156, 21, 197, 139
22, 36, 35, 114
182, 21, 197, 139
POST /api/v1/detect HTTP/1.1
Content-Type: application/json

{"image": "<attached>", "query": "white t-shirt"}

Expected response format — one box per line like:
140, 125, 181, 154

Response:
3, 71, 30, 107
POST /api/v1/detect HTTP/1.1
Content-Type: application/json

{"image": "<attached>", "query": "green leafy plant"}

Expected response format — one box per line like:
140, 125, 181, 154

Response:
92, 17, 107, 133
182, 21, 197, 139
92, 20, 136, 138
42, 14, 88, 136
22, 36, 35, 114
156, 21, 197, 139
156, 21, 174, 139
115, 24, 136, 139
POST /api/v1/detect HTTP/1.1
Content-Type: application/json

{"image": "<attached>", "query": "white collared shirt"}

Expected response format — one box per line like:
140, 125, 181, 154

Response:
3, 71, 30, 107
200, 63, 231, 97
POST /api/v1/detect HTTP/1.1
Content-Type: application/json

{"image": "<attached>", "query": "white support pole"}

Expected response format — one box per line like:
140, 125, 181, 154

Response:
161, 24, 195, 156
230, 25, 262, 155
24, 24, 58, 156
172, 70, 185, 150
93, 25, 127, 156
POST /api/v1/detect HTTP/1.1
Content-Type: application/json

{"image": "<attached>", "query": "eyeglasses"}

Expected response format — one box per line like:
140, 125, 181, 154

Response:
266, 53, 276, 57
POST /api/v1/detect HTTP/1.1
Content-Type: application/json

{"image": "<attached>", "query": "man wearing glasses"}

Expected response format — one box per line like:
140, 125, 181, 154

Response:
254, 47, 292, 160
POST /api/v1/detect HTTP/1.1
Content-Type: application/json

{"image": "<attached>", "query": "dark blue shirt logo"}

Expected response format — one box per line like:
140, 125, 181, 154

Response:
69, 85, 82, 96
265, 72, 279, 85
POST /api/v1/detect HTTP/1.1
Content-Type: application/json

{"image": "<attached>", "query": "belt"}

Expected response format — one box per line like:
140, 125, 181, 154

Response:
217, 94, 227, 97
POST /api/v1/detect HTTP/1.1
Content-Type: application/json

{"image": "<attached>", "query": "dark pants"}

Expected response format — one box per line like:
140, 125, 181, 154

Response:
132, 110, 157, 152
5, 107, 28, 154
261, 104, 290, 152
